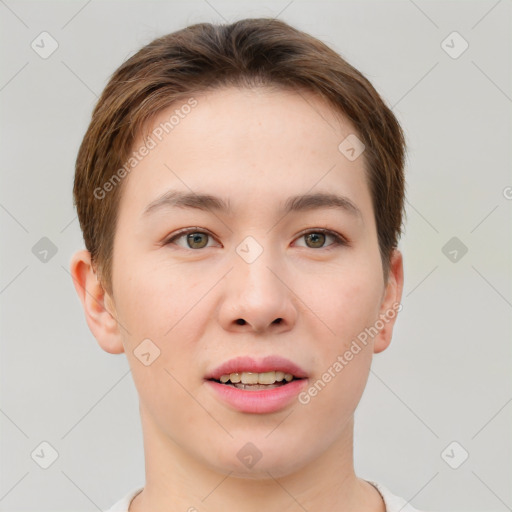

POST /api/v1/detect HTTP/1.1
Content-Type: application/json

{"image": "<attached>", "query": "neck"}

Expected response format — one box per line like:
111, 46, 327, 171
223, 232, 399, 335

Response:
130, 406, 385, 512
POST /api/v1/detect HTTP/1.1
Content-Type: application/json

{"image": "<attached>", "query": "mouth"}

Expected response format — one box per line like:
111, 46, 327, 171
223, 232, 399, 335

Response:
204, 355, 308, 391
204, 356, 309, 413
208, 370, 304, 390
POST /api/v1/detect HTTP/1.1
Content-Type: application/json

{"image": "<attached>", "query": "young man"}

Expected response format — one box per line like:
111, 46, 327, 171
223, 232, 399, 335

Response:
70, 18, 422, 512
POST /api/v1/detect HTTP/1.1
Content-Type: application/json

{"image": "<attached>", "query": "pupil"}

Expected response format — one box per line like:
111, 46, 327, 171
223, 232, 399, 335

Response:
188, 233, 207, 248
307, 233, 324, 248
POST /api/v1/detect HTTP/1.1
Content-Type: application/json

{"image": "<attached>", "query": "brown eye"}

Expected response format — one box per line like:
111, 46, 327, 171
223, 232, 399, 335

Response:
185, 232, 209, 249
295, 229, 347, 250
304, 232, 326, 248
165, 230, 215, 249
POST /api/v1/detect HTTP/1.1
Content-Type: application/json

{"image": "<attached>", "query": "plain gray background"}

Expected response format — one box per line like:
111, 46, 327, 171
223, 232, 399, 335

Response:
1, 1, 511, 511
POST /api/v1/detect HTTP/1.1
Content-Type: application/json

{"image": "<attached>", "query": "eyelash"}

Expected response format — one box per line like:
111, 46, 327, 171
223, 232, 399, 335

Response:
163, 227, 349, 251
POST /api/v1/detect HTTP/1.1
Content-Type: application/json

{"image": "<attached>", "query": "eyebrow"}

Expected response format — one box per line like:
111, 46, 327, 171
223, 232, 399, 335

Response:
141, 190, 362, 220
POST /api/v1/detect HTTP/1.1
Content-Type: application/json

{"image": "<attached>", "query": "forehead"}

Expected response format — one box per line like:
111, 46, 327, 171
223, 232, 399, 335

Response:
158, 85, 354, 149
118, 86, 370, 221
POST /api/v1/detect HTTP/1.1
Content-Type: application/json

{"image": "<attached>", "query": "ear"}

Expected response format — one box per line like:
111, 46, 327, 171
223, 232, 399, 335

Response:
373, 249, 404, 354
69, 249, 125, 354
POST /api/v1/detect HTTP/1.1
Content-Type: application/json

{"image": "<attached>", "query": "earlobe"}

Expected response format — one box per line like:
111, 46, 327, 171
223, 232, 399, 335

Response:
373, 249, 404, 354
69, 250, 125, 355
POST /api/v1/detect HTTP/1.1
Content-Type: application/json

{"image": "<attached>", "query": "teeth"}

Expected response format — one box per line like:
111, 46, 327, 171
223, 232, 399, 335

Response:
257, 371, 276, 385
217, 371, 295, 385
241, 372, 259, 384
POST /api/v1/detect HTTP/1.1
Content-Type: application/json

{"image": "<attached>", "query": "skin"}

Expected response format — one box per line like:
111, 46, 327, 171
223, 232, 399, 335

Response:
70, 86, 403, 512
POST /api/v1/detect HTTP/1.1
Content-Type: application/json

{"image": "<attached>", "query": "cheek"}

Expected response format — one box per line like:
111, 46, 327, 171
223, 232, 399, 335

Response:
116, 278, 200, 429
113, 256, 203, 340
308, 266, 383, 347
298, 262, 382, 418
301, 279, 378, 421
113, 272, 204, 422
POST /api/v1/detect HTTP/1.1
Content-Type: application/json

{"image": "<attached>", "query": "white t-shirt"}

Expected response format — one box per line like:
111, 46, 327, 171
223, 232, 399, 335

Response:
105, 481, 425, 511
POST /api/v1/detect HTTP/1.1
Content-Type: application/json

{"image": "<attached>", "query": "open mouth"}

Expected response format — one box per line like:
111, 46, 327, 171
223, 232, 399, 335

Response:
205, 363, 309, 413
209, 371, 304, 391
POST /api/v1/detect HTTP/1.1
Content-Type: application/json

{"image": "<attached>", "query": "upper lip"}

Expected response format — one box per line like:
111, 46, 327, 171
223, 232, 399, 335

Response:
205, 355, 308, 380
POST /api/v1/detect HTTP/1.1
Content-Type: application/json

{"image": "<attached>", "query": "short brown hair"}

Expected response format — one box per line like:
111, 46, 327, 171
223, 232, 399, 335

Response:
73, 18, 407, 296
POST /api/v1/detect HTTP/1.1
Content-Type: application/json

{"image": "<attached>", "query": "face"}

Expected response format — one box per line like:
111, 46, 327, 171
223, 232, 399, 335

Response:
73, 86, 403, 479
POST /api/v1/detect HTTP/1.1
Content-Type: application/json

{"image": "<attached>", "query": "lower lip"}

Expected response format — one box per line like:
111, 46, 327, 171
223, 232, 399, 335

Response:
205, 379, 308, 414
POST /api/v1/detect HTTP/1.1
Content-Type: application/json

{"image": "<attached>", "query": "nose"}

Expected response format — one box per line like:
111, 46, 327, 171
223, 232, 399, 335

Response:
217, 244, 298, 335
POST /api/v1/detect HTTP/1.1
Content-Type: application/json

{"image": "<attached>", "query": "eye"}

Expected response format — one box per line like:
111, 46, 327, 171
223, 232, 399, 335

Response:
294, 229, 348, 250
165, 229, 218, 250
164, 228, 348, 251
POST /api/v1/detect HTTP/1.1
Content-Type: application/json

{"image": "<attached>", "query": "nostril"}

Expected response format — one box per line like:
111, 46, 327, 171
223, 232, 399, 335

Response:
234, 318, 282, 326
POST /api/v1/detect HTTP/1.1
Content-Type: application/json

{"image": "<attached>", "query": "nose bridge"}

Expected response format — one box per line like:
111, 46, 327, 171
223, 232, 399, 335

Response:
234, 234, 282, 298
